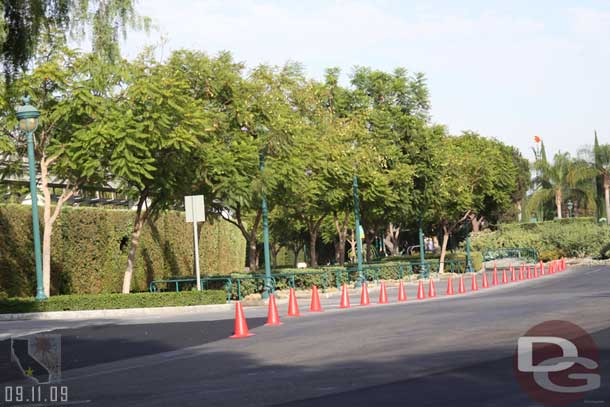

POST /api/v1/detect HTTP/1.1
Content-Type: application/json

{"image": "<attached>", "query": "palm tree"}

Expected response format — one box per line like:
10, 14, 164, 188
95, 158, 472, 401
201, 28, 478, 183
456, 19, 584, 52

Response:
529, 152, 596, 219
591, 142, 610, 223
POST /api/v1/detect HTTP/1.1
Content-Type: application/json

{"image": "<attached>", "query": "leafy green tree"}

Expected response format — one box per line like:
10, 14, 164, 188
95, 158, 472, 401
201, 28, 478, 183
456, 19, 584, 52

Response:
455, 132, 522, 232
104, 51, 212, 293
348, 66, 425, 259
433, 132, 524, 272
0, 48, 124, 295
0, 0, 149, 79
508, 146, 531, 222
580, 138, 610, 223
188, 59, 303, 272
529, 152, 595, 220
268, 206, 307, 267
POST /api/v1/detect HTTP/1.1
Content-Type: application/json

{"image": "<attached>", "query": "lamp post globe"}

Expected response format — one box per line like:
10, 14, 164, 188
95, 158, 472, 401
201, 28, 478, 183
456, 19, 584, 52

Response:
16, 95, 46, 300
16, 95, 40, 131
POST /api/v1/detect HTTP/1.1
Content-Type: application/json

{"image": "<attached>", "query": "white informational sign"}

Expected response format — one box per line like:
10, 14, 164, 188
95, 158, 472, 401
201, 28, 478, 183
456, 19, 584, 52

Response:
184, 195, 205, 290
185, 195, 205, 223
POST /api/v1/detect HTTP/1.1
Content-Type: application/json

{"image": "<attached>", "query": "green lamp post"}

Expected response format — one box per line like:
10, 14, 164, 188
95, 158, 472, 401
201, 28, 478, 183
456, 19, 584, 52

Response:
260, 151, 272, 300
353, 175, 364, 287
418, 216, 426, 278
16, 95, 46, 300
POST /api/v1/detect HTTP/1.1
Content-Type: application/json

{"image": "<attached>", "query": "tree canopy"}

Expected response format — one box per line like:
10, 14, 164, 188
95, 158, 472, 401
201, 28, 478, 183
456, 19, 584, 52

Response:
0, 45, 543, 293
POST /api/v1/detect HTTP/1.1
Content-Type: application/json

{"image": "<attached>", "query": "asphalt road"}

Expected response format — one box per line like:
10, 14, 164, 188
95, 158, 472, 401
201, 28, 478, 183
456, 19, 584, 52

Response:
1, 265, 609, 407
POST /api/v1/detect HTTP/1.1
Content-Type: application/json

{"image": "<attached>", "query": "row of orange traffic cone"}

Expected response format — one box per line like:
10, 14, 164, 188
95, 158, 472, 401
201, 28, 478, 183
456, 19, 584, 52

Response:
231, 258, 566, 338
231, 286, 322, 338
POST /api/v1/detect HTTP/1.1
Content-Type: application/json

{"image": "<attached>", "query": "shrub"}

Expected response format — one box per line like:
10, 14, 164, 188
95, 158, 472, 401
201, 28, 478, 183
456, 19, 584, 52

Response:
471, 218, 610, 259
0, 290, 227, 314
378, 251, 483, 272
0, 205, 246, 296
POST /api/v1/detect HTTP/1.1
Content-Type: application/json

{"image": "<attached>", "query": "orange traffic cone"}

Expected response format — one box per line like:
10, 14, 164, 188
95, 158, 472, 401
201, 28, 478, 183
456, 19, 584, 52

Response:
502, 268, 508, 284
492, 262, 499, 286
526, 265, 532, 279
519, 264, 525, 280
378, 281, 388, 304
482, 270, 490, 288
309, 285, 323, 312
417, 280, 426, 300
446, 275, 455, 295
265, 294, 282, 326
230, 301, 254, 339
562, 258, 566, 271
534, 265, 539, 278
458, 275, 466, 294
471, 273, 478, 291
340, 284, 350, 308
510, 265, 517, 282
360, 282, 371, 306
287, 287, 301, 317
539, 260, 545, 276
397, 280, 407, 302
428, 278, 437, 298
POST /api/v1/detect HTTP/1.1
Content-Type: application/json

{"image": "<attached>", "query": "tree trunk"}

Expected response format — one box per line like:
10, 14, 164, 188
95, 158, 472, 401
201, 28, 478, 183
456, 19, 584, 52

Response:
516, 200, 522, 222
348, 229, 356, 263
40, 156, 74, 296
306, 215, 326, 268
438, 224, 450, 274
40, 159, 52, 297
122, 197, 148, 294
384, 223, 401, 256
248, 241, 258, 272
471, 216, 483, 233
556, 189, 562, 219
270, 244, 280, 268
292, 244, 303, 267
223, 206, 262, 273
333, 212, 349, 266
309, 231, 318, 267
604, 174, 610, 225
365, 231, 372, 262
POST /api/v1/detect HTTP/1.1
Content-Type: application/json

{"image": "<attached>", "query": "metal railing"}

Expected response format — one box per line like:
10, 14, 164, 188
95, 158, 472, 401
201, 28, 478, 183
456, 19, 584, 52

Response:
482, 248, 538, 262
148, 261, 470, 301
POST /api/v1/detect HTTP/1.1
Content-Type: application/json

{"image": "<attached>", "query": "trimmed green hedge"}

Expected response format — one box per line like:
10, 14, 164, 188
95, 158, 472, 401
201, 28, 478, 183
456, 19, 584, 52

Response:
471, 218, 610, 260
0, 204, 246, 296
0, 290, 227, 314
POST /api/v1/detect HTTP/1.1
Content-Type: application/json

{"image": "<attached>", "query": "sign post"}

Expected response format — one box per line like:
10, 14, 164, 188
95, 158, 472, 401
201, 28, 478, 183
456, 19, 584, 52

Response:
184, 195, 205, 291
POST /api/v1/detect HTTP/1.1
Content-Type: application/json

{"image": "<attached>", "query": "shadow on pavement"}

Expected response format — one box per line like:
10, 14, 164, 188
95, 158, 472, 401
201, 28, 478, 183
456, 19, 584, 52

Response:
0, 317, 266, 384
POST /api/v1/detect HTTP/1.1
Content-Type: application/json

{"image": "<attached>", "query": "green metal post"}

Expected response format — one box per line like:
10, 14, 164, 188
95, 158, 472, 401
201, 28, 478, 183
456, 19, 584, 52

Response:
418, 217, 426, 278
353, 175, 364, 287
26, 131, 46, 300
260, 153, 272, 299
466, 234, 473, 273
16, 96, 45, 301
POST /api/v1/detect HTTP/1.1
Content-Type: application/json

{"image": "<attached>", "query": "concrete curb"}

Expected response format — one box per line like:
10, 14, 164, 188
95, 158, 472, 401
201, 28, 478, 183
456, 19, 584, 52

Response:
0, 302, 232, 321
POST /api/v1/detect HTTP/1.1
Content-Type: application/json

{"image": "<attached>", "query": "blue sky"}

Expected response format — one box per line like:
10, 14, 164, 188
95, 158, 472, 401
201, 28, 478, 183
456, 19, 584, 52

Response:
115, 0, 610, 160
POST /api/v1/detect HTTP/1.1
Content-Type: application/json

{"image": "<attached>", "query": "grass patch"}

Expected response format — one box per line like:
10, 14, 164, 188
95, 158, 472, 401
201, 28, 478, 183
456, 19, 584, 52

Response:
0, 290, 227, 314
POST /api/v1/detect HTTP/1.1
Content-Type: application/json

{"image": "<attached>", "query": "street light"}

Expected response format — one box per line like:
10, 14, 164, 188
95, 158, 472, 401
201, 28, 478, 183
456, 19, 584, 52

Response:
418, 216, 426, 278
353, 175, 364, 287
259, 150, 272, 300
15, 95, 46, 300
567, 200, 574, 218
